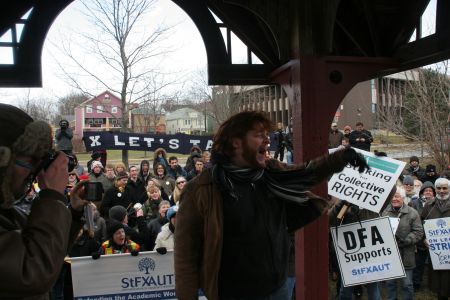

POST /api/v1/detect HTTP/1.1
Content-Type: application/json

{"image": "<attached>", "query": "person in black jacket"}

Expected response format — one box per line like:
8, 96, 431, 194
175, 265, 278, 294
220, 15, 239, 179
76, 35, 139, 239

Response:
127, 165, 147, 204
100, 172, 131, 218
349, 122, 373, 151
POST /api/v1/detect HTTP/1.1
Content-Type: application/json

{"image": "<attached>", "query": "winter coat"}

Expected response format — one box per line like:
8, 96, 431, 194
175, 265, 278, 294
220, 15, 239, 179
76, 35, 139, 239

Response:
382, 204, 424, 269
88, 172, 110, 195
154, 222, 174, 250
101, 239, 140, 255
421, 198, 450, 297
0, 189, 83, 299
100, 186, 132, 218
139, 160, 152, 183
153, 175, 175, 197
126, 178, 147, 204
148, 215, 168, 250
55, 127, 73, 151
405, 165, 426, 179
174, 153, 350, 300
349, 129, 373, 151
328, 129, 344, 148
153, 148, 169, 170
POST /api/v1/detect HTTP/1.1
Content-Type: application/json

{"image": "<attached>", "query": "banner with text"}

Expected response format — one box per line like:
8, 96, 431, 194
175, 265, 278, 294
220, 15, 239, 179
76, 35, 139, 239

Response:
71, 251, 177, 300
328, 149, 406, 213
83, 131, 214, 154
331, 217, 405, 287
424, 217, 450, 270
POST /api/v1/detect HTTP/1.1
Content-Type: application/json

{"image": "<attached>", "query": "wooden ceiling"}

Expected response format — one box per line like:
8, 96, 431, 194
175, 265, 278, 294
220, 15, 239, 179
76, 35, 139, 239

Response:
0, 0, 448, 87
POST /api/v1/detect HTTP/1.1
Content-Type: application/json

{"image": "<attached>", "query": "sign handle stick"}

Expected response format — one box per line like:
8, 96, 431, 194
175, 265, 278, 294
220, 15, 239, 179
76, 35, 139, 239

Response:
337, 204, 349, 221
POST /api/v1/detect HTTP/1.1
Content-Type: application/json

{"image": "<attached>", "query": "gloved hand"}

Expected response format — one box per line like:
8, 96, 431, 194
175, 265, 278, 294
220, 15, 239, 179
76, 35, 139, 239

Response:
156, 247, 167, 255
342, 148, 369, 173
131, 249, 139, 256
91, 252, 101, 260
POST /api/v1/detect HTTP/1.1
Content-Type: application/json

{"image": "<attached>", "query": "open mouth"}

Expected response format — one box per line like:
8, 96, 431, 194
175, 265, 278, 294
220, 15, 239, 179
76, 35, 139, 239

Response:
258, 147, 267, 154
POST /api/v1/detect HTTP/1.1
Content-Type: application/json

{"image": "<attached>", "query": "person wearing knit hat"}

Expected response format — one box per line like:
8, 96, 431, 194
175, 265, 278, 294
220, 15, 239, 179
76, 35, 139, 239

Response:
154, 205, 178, 251
88, 160, 109, 200
0, 104, 87, 298
99, 220, 140, 255
405, 155, 425, 179
109, 205, 127, 223
402, 175, 416, 205
419, 164, 439, 184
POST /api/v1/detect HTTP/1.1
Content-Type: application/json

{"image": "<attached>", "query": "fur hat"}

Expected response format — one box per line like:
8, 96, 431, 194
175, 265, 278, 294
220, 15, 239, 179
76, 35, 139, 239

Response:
0, 104, 52, 208
109, 205, 127, 222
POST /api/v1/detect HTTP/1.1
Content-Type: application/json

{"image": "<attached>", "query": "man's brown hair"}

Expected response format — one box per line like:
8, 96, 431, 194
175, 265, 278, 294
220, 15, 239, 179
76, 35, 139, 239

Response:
211, 111, 271, 162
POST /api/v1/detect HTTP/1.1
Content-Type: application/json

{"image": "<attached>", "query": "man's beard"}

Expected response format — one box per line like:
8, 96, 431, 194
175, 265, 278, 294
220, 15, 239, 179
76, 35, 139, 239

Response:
436, 193, 449, 200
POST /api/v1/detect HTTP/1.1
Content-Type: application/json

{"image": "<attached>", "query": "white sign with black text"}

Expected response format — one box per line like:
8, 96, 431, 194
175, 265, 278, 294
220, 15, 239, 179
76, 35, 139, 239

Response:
423, 217, 450, 270
331, 217, 405, 287
328, 149, 406, 213
71, 251, 177, 300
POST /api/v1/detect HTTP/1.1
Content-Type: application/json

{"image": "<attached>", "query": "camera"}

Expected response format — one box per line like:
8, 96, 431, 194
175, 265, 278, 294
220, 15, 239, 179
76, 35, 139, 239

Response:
39, 150, 76, 172
84, 182, 103, 202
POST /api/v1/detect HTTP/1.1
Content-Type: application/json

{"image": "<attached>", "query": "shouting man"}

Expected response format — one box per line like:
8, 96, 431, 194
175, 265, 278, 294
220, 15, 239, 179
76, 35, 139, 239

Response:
174, 111, 368, 300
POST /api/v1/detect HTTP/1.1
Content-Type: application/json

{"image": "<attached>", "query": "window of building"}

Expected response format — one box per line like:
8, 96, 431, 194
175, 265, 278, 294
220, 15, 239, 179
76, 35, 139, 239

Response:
97, 105, 103, 113
111, 106, 117, 113
86, 105, 92, 113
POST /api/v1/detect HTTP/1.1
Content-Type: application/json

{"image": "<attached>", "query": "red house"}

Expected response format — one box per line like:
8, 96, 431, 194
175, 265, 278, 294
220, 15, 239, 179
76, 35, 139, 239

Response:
74, 91, 123, 139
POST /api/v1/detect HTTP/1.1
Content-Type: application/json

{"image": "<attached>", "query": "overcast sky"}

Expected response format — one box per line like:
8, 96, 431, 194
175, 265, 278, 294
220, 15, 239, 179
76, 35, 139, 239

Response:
0, 0, 438, 106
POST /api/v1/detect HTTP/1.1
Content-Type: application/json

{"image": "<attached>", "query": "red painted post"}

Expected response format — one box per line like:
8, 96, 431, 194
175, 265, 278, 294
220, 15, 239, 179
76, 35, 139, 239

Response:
272, 55, 396, 299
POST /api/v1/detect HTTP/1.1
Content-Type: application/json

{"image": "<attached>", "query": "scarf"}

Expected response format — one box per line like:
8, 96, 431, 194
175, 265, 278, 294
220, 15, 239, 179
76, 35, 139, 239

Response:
213, 163, 318, 204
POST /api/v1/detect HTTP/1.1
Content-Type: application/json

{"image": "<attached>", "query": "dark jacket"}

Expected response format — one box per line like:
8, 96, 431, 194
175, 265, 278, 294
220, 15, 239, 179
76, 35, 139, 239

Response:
139, 160, 152, 183
405, 165, 426, 179
55, 127, 73, 151
175, 152, 351, 300
100, 186, 133, 218
126, 178, 147, 204
349, 129, 373, 151
147, 215, 168, 250
328, 129, 344, 148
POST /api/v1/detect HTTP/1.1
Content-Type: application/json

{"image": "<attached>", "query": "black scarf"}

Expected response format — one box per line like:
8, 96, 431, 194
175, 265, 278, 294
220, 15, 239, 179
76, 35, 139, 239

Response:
213, 163, 319, 204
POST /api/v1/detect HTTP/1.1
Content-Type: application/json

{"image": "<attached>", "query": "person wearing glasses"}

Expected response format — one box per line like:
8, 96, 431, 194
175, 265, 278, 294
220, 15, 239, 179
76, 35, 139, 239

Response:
0, 104, 87, 299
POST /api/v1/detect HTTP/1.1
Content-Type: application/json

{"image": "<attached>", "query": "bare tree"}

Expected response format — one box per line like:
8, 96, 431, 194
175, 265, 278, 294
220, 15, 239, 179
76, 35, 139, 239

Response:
57, 92, 87, 116
55, 0, 179, 166
377, 62, 450, 170
186, 69, 242, 130
17, 90, 57, 124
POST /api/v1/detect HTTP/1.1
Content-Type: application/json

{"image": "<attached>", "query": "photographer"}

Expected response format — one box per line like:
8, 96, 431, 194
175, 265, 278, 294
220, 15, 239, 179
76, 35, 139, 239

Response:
0, 104, 86, 299
55, 119, 73, 155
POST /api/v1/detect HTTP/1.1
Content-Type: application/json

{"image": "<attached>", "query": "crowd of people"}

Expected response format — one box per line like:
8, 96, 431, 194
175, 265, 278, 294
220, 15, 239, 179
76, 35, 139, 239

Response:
2, 103, 449, 300
326, 122, 450, 300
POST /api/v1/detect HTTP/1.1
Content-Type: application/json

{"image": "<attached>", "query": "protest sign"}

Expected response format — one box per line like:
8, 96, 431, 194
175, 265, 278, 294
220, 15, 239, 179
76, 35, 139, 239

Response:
328, 149, 405, 213
71, 251, 176, 300
331, 217, 405, 287
423, 217, 450, 270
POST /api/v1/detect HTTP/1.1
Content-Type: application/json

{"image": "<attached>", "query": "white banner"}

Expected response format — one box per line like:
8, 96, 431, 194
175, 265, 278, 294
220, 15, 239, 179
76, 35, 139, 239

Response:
423, 217, 450, 270
328, 149, 406, 213
331, 217, 405, 287
71, 251, 177, 300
